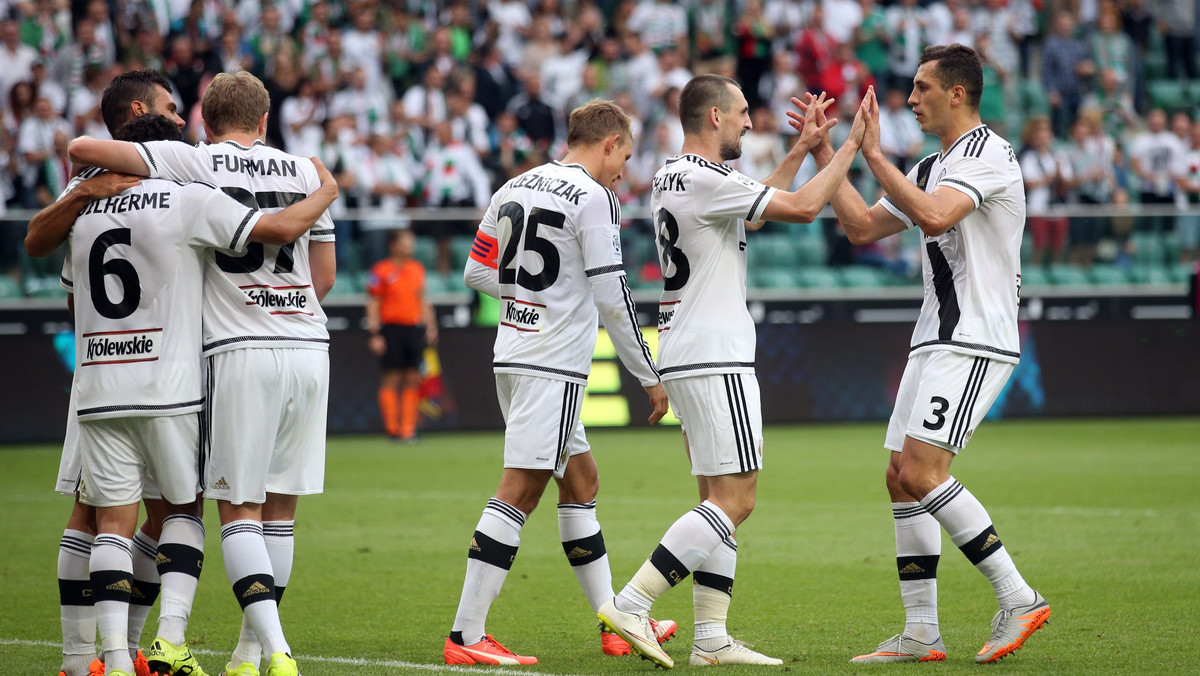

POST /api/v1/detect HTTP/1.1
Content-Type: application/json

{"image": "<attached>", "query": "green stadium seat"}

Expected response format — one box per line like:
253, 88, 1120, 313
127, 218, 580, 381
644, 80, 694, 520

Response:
1168, 262, 1194, 283
438, 271, 468, 293
1148, 79, 1188, 111
1088, 264, 1129, 286
794, 267, 841, 289
1047, 264, 1090, 286
1021, 79, 1050, 115
792, 235, 826, 266
1132, 232, 1167, 266
449, 235, 476, 269
1020, 266, 1049, 288
424, 273, 447, 294
1129, 264, 1172, 285
748, 234, 796, 268
413, 236, 438, 269
1020, 232, 1033, 264
0, 275, 22, 298
751, 267, 798, 289
837, 265, 888, 287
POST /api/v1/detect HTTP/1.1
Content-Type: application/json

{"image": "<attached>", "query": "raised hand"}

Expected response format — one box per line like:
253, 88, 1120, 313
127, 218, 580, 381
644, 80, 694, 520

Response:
861, 86, 882, 156
846, 87, 874, 147
787, 91, 838, 155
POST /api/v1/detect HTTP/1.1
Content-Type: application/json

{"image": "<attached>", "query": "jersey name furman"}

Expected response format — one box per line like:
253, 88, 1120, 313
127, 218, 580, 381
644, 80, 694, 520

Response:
508, 172, 587, 205
78, 191, 170, 216
210, 154, 299, 178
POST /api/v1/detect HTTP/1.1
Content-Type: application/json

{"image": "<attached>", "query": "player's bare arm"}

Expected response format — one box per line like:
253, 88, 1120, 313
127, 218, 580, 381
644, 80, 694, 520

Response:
309, 240, 336, 301
248, 158, 339, 244
25, 173, 142, 256
793, 88, 908, 245
366, 294, 386, 356
759, 90, 869, 224
67, 136, 151, 176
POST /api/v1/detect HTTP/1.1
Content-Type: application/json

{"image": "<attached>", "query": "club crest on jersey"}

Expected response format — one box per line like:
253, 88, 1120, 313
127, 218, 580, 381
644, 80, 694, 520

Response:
733, 173, 761, 190
81, 328, 163, 366
501, 297, 544, 332
239, 284, 315, 316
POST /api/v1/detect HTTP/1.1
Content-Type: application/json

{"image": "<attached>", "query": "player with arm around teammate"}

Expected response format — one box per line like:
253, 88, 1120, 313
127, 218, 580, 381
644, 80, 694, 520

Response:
797, 43, 1050, 665
596, 74, 869, 669
445, 100, 672, 666
68, 69, 339, 676
61, 112, 337, 676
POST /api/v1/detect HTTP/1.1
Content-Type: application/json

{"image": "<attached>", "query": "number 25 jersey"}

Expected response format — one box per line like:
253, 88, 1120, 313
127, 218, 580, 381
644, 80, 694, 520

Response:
651, 154, 777, 380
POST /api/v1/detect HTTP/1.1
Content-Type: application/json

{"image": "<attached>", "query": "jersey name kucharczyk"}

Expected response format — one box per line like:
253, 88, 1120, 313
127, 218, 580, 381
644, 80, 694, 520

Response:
651, 154, 776, 380
878, 124, 1025, 363
481, 160, 655, 385
134, 139, 334, 356
61, 178, 260, 420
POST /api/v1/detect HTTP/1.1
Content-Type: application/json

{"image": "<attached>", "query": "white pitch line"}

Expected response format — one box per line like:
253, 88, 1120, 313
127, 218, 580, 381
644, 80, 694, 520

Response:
0, 638, 581, 675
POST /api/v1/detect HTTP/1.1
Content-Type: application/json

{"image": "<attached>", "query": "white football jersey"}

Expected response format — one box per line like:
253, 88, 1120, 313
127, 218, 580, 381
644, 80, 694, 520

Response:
134, 139, 335, 356
651, 154, 777, 380
878, 124, 1025, 364
61, 179, 260, 421
479, 160, 658, 385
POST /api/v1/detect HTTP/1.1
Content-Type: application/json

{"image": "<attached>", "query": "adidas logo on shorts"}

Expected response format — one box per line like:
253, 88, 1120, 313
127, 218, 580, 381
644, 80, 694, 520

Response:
212, 477, 231, 490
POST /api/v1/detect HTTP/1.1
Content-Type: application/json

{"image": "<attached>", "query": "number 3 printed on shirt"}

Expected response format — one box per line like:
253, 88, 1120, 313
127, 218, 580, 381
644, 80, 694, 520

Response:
497, 201, 565, 292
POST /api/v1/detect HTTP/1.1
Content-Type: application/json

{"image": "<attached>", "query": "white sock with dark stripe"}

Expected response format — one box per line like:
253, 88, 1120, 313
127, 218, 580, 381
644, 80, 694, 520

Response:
919, 477, 1034, 610
156, 514, 204, 646
231, 520, 295, 667
221, 520, 290, 658
58, 529, 96, 676
128, 530, 160, 657
893, 502, 940, 642
558, 502, 612, 612
91, 534, 134, 674
693, 537, 736, 652
451, 499, 526, 646
616, 501, 734, 613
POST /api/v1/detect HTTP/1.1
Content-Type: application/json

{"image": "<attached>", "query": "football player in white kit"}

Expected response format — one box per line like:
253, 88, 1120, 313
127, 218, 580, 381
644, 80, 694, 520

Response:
446, 100, 671, 666
598, 74, 871, 669
61, 112, 338, 676
797, 44, 1051, 665
24, 70, 199, 676
68, 70, 337, 676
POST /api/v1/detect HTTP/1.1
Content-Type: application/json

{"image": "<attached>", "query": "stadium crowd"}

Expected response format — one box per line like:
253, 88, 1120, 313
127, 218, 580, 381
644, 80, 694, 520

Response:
1, 0, 1199, 284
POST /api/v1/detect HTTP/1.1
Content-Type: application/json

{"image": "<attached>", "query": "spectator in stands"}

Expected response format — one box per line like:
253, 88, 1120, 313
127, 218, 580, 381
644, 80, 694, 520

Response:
50, 17, 110, 100
1041, 11, 1095, 139
975, 33, 1011, 136
31, 60, 65, 116
878, 87, 923, 174
447, 74, 492, 157
34, 129, 69, 208
761, 50, 803, 137
341, 1, 386, 91
1173, 119, 1200, 263
520, 15, 557, 77
492, 109, 534, 181
1065, 115, 1114, 267
734, 0, 774, 107
763, 0, 805, 50
795, 3, 835, 96
402, 65, 448, 151
0, 20, 37, 105
1131, 108, 1187, 233
924, 0, 959, 48
164, 34, 208, 121
738, 106, 787, 182
280, 76, 326, 158
821, 42, 874, 106
621, 32, 662, 116
1020, 116, 1073, 266
20, 0, 68, 59
825, 0, 865, 46
474, 41, 519, 122
487, 0, 532, 69
540, 26, 588, 118
1155, 0, 1198, 80
69, 64, 111, 139
507, 70, 555, 149
1090, 4, 1133, 89
420, 120, 491, 274
628, 0, 689, 53
17, 97, 71, 208
215, 25, 255, 75
855, 0, 890, 91
1119, 0, 1154, 110
85, 0, 117, 66
886, 0, 927, 93
1081, 68, 1138, 139
309, 28, 353, 100
330, 66, 390, 139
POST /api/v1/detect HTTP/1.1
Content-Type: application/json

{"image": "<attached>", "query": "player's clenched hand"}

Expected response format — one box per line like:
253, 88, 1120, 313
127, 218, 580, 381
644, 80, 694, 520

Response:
644, 383, 669, 424
78, 172, 141, 201
368, 334, 386, 356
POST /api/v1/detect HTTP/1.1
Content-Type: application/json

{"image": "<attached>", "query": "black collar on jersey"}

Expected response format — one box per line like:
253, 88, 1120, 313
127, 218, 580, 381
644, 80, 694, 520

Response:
665, 153, 732, 176
215, 139, 267, 151
940, 124, 989, 161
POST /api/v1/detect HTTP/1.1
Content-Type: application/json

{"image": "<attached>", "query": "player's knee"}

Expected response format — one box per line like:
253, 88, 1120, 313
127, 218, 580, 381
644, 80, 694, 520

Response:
896, 465, 935, 501
885, 461, 903, 492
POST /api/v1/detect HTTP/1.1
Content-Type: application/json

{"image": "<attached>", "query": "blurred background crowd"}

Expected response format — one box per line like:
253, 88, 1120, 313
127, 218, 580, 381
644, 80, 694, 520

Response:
0, 0, 1197, 296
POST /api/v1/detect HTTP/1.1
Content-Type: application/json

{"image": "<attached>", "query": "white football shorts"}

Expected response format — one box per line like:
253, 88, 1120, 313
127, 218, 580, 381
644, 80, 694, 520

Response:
495, 373, 589, 480
77, 413, 201, 507
665, 373, 764, 476
885, 350, 1015, 454
57, 387, 163, 499
202, 348, 329, 504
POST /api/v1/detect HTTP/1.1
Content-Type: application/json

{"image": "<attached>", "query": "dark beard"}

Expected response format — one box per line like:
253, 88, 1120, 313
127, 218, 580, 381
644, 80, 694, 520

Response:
720, 137, 742, 161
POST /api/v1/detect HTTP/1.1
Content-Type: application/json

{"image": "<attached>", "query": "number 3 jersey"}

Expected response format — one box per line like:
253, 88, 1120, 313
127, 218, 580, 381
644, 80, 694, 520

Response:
877, 125, 1025, 364
60, 180, 261, 421
473, 160, 659, 386
651, 154, 777, 380
133, 139, 335, 356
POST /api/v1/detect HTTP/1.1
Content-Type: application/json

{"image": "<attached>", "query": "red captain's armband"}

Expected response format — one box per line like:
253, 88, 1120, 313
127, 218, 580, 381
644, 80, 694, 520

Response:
470, 231, 499, 269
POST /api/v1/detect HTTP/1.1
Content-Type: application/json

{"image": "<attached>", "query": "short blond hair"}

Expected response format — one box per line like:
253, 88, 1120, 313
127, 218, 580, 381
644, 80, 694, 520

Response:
201, 69, 269, 136
566, 99, 632, 148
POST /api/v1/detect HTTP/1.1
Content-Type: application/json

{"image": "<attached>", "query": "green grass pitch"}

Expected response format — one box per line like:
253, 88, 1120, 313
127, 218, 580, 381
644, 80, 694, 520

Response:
2, 418, 1198, 674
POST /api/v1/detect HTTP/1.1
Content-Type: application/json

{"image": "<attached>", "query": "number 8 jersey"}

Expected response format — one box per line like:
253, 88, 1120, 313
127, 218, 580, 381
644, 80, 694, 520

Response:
472, 160, 659, 387
651, 154, 777, 380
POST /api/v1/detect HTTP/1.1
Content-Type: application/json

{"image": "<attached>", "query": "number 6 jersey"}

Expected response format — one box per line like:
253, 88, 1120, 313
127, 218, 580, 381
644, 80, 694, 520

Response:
61, 180, 261, 420
133, 139, 335, 356
469, 160, 659, 387
651, 154, 777, 380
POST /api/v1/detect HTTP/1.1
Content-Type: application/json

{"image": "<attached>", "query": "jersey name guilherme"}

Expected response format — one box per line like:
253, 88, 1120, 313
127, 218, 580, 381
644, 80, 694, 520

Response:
480, 160, 654, 384
61, 179, 260, 420
878, 125, 1025, 363
134, 139, 334, 356
651, 154, 776, 380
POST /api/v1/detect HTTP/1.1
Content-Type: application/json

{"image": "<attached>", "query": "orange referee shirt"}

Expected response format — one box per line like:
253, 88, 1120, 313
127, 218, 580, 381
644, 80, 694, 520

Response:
367, 258, 426, 326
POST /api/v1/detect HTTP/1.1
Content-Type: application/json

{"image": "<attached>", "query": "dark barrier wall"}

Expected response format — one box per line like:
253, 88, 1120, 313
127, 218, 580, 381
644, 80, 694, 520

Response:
3, 310, 1196, 443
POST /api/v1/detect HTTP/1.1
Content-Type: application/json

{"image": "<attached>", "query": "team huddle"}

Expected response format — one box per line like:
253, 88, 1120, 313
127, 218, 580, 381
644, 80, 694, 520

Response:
38, 43, 1050, 676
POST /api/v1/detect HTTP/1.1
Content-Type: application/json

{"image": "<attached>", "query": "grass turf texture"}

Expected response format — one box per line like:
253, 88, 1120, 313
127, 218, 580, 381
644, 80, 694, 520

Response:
1, 418, 1198, 675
